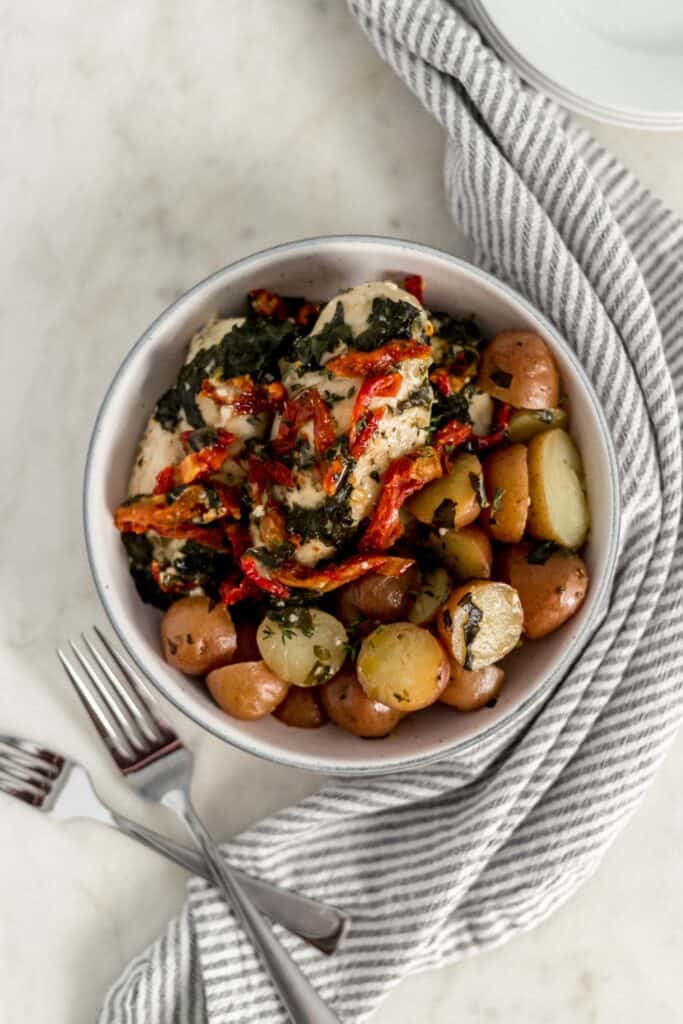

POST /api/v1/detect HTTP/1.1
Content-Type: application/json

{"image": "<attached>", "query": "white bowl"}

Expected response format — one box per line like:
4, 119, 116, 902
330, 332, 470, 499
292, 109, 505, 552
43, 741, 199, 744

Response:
84, 236, 620, 776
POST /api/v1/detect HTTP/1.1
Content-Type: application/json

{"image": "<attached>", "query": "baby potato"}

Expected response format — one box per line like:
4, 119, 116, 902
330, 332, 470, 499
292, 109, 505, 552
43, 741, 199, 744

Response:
527, 428, 590, 548
407, 452, 483, 528
440, 662, 505, 711
498, 543, 589, 639
508, 407, 568, 443
437, 581, 523, 671
274, 686, 328, 729
357, 623, 449, 711
257, 609, 347, 686
409, 567, 452, 626
478, 331, 559, 409
206, 661, 289, 721
480, 443, 529, 543
321, 667, 403, 738
161, 597, 237, 676
428, 524, 492, 581
335, 565, 419, 626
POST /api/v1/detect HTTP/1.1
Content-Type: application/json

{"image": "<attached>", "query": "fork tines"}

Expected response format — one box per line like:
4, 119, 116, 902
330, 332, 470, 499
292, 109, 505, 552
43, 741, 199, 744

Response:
57, 629, 178, 772
0, 739, 64, 807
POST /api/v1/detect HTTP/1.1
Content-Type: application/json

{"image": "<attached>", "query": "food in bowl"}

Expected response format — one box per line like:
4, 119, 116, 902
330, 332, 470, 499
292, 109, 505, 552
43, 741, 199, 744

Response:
113, 276, 591, 740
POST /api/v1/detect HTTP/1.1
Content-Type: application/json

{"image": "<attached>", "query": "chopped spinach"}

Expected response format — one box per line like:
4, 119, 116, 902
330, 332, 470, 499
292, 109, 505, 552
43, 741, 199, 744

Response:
434, 313, 483, 351
155, 317, 300, 430
429, 381, 473, 433
291, 302, 352, 369
182, 427, 221, 452
121, 533, 171, 609
395, 382, 432, 415
458, 591, 483, 670
285, 476, 354, 546
354, 298, 420, 351
247, 543, 295, 570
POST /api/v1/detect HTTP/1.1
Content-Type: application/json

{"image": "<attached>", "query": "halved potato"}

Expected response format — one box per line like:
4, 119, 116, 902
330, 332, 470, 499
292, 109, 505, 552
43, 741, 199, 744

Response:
478, 331, 559, 409
407, 452, 483, 528
437, 581, 523, 670
527, 428, 590, 548
428, 524, 492, 581
321, 667, 403, 738
440, 662, 504, 711
409, 567, 452, 626
480, 443, 529, 543
498, 542, 589, 639
206, 661, 289, 720
508, 407, 568, 443
274, 686, 328, 729
257, 609, 347, 686
357, 623, 449, 711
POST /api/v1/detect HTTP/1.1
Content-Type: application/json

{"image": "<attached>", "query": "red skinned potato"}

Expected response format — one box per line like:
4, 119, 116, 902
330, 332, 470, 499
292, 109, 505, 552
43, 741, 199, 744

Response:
206, 661, 289, 720
161, 596, 236, 676
274, 686, 328, 729
321, 667, 403, 738
335, 565, 419, 627
478, 331, 559, 409
440, 662, 504, 711
480, 443, 529, 543
497, 542, 589, 639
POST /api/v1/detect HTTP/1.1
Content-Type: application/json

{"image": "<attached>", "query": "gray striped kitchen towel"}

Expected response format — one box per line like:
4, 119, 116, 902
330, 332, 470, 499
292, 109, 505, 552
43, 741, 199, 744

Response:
99, 1, 683, 1021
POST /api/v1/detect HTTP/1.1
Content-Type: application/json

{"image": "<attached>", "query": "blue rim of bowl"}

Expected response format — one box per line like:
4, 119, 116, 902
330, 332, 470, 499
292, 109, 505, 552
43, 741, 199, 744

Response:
83, 234, 621, 776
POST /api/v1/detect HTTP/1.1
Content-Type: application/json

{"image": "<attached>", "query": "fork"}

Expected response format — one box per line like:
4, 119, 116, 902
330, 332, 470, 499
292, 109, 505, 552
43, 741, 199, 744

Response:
59, 629, 341, 1024
0, 735, 348, 955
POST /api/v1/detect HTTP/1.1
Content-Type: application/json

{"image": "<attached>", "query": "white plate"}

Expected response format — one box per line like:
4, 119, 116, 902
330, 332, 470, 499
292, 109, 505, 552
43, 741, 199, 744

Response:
472, 0, 683, 128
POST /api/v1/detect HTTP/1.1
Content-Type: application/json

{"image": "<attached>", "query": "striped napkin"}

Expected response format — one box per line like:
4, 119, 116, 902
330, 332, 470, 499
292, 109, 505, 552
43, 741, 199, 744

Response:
100, 1, 683, 1021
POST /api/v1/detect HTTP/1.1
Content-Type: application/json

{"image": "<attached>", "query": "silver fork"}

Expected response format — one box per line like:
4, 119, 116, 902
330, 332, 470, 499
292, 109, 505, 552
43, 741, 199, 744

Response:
0, 735, 347, 955
58, 629, 341, 1024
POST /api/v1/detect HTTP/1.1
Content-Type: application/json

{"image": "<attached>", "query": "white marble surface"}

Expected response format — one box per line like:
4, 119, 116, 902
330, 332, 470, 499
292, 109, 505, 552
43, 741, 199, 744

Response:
2, 2, 683, 1021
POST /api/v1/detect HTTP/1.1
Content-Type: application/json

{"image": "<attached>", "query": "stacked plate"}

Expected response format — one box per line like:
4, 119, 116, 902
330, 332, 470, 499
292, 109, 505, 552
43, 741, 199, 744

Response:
466, 0, 683, 130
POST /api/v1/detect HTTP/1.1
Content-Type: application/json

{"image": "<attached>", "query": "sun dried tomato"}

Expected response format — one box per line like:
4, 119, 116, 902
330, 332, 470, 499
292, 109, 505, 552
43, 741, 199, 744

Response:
402, 274, 424, 304
348, 373, 401, 457
239, 554, 291, 598
359, 448, 442, 552
327, 339, 431, 378
115, 484, 241, 537
272, 390, 335, 456
432, 420, 474, 469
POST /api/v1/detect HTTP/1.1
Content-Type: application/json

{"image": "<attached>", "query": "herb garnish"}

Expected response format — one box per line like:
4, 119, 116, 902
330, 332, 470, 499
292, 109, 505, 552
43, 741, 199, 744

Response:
491, 487, 505, 516
469, 471, 489, 508
536, 409, 554, 424
433, 313, 483, 352
458, 591, 483, 670
433, 498, 457, 530
291, 302, 352, 369
527, 540, 561, 564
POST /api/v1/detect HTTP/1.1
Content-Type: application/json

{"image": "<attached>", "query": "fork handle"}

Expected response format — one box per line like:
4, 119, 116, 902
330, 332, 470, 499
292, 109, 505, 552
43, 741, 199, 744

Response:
111, 812, 348, 955
163, 789, 341, 1024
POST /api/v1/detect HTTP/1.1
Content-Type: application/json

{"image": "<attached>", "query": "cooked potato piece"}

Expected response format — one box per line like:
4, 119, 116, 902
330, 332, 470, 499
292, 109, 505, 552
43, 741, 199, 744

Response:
527, 428, 590, 548
428, 524, 492, 581
321, 667, 403, 738
478, 331, 559, 409
274, 686, 328, 729
206, 661, 289, 720
335, 565, 419, 626
508, 407, 568, 443
437, 581, 523, 670
440, 662, 504, 711
407, 453, 483, 528
357, 623, 449, 711
161, 597, 236, 676
498, 543, 589, 639
481, 444, 529, 543
409, 567, 452, 626
257, 609, 347, 686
